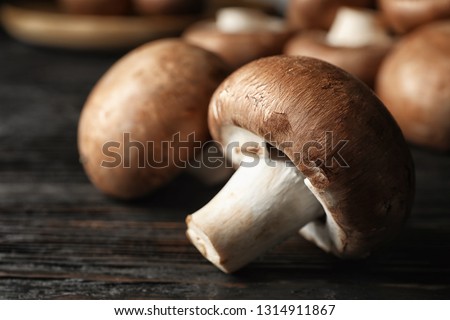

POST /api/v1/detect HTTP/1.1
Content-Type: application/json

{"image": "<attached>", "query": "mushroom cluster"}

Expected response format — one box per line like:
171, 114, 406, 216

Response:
74, 0, 450, 274
368, 1, 450, 151
283, 0, 450, 151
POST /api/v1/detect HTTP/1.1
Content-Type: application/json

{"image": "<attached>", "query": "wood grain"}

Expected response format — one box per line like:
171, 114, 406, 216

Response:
0, 31, 449, 299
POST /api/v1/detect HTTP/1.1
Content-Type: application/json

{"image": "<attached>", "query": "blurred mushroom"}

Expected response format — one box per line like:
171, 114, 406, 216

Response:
376, 21, 450, 151
58, 0, 130, 15
285, 7, 393, 86
183, 7, 292, 69
132, 0, 205, 15
287, 0, 375, 30
378, 0, 450, 34
78, 39, 230, 199
186, 56, 414, 273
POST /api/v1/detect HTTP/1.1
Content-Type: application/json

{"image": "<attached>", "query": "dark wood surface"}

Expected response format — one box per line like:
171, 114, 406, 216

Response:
0, 31, 449, 300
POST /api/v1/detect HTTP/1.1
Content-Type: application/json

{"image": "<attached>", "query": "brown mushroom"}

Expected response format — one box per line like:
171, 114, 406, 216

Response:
132, 0, 205, 15
376, 21, 450, 151
287, 0, 375, 30
285, 7, 393, 87
183, 7, 292, 69
58, 0, 130, 15
78, 39, 230, 199
186, 56, 415, 273
378, 0, 450, 34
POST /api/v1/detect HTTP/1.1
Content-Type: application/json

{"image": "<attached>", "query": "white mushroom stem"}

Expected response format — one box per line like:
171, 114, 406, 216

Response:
187, 142, 234, 186
216, 7, 285, 33
186, 156, 324, 273
326, 7, 391, 47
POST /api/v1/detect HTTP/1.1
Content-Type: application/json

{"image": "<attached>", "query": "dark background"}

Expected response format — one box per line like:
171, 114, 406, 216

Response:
0, 30, 449, 299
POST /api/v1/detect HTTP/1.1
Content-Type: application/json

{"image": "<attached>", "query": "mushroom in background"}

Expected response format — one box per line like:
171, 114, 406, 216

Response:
183, 7, 292, 69
132, 0, 205, 15
378, 0, 450, 34
285, 7, 393, 87
287, 0, 375, 31
78, 39, 230, 199
376, 21, 450, 151
58, 0, 130, 15
186, 56, 414, 273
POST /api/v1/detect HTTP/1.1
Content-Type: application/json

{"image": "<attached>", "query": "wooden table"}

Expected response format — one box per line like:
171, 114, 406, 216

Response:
0, 31, 449, 299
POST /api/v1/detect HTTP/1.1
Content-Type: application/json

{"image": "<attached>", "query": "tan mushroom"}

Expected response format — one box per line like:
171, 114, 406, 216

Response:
285, 7, 393, 87
186, 56, 414, 273
287, 0, 375, 30
183, 7, 292, 69
78, 39, 230, 199
378, 0, 450, 34
376, 21, 450, 151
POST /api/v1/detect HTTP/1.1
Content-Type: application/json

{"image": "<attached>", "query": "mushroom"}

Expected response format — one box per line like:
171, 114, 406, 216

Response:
183, 7, 292, 69
376, 21, 450, 151
186, 56, 414, 273
58, 0, 130, 15
287, 0, 375, 31
378, 0, 450, 34
132, 0, 205, 15
78, 39, 230, 199
285, 7, 393, 87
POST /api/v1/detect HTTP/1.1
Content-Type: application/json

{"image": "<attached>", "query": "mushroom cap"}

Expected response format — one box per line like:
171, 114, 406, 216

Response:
376, 21, 450, 151
78, 39, 229, 199
287, 0, 376, 30
284, 30, 392, 87
378, 0, 450, 34
132, 0, 205, 15
58, 0, 130, 15
208, 56, 414, 257
183, 20, 292, 70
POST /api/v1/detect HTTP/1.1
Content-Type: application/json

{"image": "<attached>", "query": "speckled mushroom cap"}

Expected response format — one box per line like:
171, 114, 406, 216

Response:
378, 0, 450, 33
376, 21, 450, 151
208, 56, 415, 257
284, 30, 392, 87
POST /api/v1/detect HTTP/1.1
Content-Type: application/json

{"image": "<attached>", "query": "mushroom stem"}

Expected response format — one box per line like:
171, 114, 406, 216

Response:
186, 156, 324, 273
326, 7, 389, 47
216, 7, 285, 33
187, 142, 234, 186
